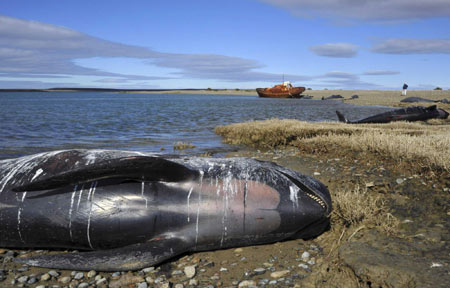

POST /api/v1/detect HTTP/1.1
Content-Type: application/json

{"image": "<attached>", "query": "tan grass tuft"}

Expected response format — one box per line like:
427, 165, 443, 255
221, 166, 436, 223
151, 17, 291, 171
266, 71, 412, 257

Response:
215, 119, 450, 172
173, 142, 196, 150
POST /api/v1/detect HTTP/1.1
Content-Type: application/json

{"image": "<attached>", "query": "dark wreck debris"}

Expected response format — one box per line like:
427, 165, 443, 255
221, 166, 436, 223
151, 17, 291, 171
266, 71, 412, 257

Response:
336, 105, 449, 124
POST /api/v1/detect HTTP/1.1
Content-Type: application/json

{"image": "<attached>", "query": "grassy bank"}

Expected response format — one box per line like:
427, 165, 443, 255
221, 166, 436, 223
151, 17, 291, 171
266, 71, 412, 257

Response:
216, 119, 450, 174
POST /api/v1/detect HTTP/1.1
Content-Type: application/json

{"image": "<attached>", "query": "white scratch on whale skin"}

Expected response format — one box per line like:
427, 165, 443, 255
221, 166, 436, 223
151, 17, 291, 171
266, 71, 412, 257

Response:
76, 185, 84, 211
141, 180, 148, 209
289, 185, 300, 209
187, 186, 193, 222
68, 185, 77, 242
16, 191, 28, 243
195, 171, 204, 245
31, 168, 43, 181
86, 181, 97, 250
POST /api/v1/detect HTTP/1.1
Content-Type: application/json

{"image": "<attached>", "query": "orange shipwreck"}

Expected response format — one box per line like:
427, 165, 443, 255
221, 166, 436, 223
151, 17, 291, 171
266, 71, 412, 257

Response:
256, 81, 305, 98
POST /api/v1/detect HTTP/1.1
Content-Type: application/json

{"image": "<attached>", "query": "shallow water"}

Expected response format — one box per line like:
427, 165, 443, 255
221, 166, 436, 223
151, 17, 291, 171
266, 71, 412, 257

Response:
0, 92, 393, 159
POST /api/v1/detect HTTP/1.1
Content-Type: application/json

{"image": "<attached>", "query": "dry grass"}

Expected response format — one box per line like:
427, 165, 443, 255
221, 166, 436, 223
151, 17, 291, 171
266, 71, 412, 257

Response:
332, 185, 399, 234
173, 142, 196, 150
215, 119, 450, 172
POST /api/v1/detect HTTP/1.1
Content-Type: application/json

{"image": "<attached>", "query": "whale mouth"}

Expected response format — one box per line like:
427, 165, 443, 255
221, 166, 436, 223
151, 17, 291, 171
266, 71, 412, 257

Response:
280, 172, 331, 215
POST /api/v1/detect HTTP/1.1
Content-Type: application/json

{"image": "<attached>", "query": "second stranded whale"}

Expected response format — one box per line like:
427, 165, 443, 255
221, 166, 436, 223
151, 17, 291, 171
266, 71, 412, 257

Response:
0, 149, 331, 271
336, 105, 449, 124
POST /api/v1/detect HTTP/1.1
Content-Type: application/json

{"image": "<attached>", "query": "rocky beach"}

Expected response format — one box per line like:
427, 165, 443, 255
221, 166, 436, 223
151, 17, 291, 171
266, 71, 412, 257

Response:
0, 90, 449, 288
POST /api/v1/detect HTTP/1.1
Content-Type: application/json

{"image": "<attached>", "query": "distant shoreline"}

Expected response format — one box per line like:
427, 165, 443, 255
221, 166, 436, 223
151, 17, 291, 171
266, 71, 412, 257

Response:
1, 88, 449, 108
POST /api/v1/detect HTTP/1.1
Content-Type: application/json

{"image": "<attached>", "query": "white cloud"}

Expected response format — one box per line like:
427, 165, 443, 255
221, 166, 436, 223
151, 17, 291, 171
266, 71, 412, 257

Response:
309, 43, 358, 58
259, 0, 450, 21
0, 15, 312, 86
363, 70, 400, 75
372, 39, 450, 54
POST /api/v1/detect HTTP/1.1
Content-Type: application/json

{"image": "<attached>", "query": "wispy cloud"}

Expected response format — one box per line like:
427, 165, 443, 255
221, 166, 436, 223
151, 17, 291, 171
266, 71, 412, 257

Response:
309, 43, 358, 58
0, 15, 311, 86
363, 70, 400, 75
259, 0, 450, 21
372, 39, 450, 54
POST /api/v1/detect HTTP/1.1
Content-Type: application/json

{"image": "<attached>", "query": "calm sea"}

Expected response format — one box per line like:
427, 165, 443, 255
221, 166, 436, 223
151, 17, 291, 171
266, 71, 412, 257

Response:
0, 92, 393, 159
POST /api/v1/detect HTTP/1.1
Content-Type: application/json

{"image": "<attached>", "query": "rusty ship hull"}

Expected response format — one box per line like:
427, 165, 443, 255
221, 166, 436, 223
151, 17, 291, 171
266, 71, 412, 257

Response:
256, 86, 305, 98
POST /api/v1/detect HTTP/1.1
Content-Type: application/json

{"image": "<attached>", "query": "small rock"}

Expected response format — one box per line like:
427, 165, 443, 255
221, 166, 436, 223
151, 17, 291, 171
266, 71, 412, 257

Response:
0, 249, 6, 254
301, 251, 310, 261
59, 276, 71, 284
145, 276, 154, 284
270, 270, 290, 278
17, 276, 29, 283
234, 248, 243, 253
36, 285, 46, 288
96, 278, 107, 285
184, 265, 196, 279
174, 284, 184, 288
219, 267, 228, 272
142, 267, 155, 273
40, 273, 51, 281
137, 282, 148, 288
238, 280, 256, 287
253, 268, 266, 275
188, 279, 198, 286
87, 270, 97, 278
313, 172, 320, 176
298, 263, 309, 269
78, 283, 89, 288
48, 270, 59, 278
269, 280, 278, 285
396, 178, 404, 184
307, 259, 315, 265
74, 272, 84, 280
27, 277, 38, 284
172, 270, 183, 276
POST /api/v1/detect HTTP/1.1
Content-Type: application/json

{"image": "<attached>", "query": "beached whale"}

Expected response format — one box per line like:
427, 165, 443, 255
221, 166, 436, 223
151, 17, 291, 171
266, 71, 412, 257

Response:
336, 105, 449, 124
0, 149, 331, 271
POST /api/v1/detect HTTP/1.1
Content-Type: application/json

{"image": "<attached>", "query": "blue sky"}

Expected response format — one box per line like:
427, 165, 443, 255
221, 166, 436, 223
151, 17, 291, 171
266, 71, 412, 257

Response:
1, 0, 449, 90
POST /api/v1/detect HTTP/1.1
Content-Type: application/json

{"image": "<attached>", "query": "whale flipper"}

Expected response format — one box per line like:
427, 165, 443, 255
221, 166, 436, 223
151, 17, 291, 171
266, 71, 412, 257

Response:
336, 111, 349, 123
14, 238, 189, 271
12, 156, 198, 192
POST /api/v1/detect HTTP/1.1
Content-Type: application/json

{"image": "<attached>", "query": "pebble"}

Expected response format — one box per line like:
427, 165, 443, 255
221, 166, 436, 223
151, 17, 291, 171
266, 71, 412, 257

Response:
48, 270, 59, 278
142, 267, 155, 273
78, 283, 89, 288
270, 270, 290, 278
238, 280, 256, 287
137, 282, 148, 288
313, 172, 321, 176
27, 277, 38, 284
174, 284, 184, 288
145, 276, 154, 284
269, 280, 278, 285
172, 270, 183, 276
219, 267, 228, 272
188, 279, 198, 286
184, 265, 196, 278
253, 268, 266, 275
59, 276, 71, 284
87, 270, 97, 278
307, 259, 315, 265
40, 273, 51, 281
17, 276, 29, 283
298, 263, 309, 269
74, 272, 84, 280
96, 278, 107, 285
36, 286, 46, 288
234, 248, 243, 253
210, 275, 220, 280
396, 178, 404, 184
301, 251, 310, 261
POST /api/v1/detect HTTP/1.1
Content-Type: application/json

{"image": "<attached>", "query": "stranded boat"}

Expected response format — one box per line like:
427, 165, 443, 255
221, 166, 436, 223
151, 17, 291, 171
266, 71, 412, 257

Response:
256, 81, 305, 98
